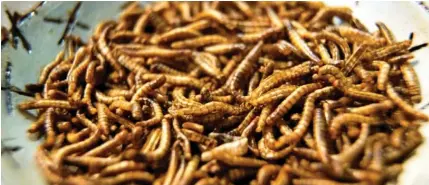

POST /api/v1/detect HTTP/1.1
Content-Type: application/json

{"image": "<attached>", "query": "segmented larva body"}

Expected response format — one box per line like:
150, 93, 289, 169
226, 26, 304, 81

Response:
201, 137, 248, 161
265, 86, 336, 149
329, 113, 380, 139
131, 75, 166, 101
228, 41, 263, 92
171, 35, 228, 49
142, 118, 171, 161
251, 62, 313, 98
285, 20, 321, 64
386, 83, 428, 121
265, 83, 323, 126
257, 164, 281, 185
400, 63, 422, 103
250, 85, 298, 106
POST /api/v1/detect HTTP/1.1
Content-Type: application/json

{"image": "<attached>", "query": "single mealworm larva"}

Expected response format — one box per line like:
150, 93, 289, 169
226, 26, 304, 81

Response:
341, 44, 367, 76
250, 85, 298, 106
141, 118, 171, 161
95, 171, 155, 184
192, 52, 224, 80
39, 51, 65, 84
171, 101, 251, 117
53, 129, 101, 169
257, 164, 281, 185
266, 83, 323, 126
84, 130, 128, 157
386, 83, 428, 121
182, 122, 204, 134
329, 113, 380, 139
136, 98, 164, 127
228, 41, 263, 92
182, 128, 217, 148
201, 137, 248, 162
348, 100, 394, 115
100, 161, 147, 176
171, 35, 228, 49
213, 153, 267, 167
131, 75, 166, 101
285, 20, 321, 64
400, 63, 422, 103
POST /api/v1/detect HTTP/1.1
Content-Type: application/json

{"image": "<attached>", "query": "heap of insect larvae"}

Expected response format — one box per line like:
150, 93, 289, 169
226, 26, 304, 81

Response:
18, 2, 428, 185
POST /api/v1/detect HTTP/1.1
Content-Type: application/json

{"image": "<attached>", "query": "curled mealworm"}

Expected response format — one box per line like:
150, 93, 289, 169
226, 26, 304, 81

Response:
53, 129, 101, 169
329, 113, 380, 138
141, 118, 171, 161
136, 98, 164, 127
131, 75, 166, 101
348, 100, 394, 115
84, 130, 128, 157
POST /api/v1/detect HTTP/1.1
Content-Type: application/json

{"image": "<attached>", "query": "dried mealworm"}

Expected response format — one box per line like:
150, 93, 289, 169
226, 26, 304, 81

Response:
250, 61, 313, 98
171, 35, 228, 49
182, 128, 217, 147
100, 161, 146, 176
142, 118, 171, 161
285, 20, 321, 63
348, 100, 394, 115
342, 44, 367, 75
39, 51, 65, 84
201, 137, 248, 162
95, 171, 154, 185
257, 164, 281, 185
141, 73, 203, 89
183, 122, 204, 134
400, 63, 422, 103
386, 83, 428, 120
120, 47, 192, 58
136, 98, 164, 127
214, 153, 267, 167
329, 113, 380, 138
171, 101, 250, 117
18, 100, 77, 110
204, 43, 246, 55
251, 85, 298, 106
192, 52, 224, 80
131, 75, 166, 101
332, 124, 369, 163
313, 108, 330, 164
53, 129, 101, 169
97, 103, 111, 135
84, 130, 128, 157
266, 83, 323, 126
228, 41, 264, 91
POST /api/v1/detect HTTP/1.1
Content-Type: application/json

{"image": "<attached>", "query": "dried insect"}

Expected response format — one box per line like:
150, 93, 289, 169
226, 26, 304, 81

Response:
183, 122, 204, 134
201, 137, 248, 162
257, 164, 281, 185
136, 98, 164, 127
18, 100, 78, 110
251, 61, 313, 98
329, 113, 380, 139
141, 73, 203, 89
84, 130, 129, 157
341, 44, 367, 75
400, 63, 422, 103
228, 41, 263, 91
131, 75, 166, 101
204, 43, 246, 55
192, 52, 225, 80
285, 20, 321, 63
171, 35, 228, 49
142, 118, 171, 161
266, 83, 323, 126
250, 85, 298, 106
386, 83, 428, 120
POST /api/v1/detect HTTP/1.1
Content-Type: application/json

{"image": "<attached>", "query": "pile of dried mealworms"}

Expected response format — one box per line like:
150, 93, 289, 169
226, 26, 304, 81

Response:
18, 2, 428, 185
